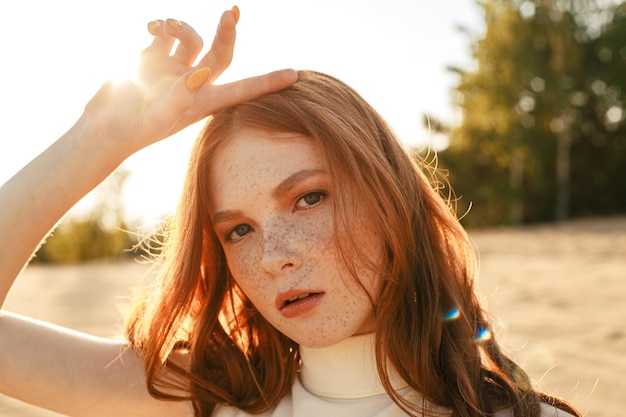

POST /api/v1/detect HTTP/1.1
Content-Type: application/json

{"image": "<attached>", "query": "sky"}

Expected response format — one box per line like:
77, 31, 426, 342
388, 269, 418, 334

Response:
0, 0, 483, 229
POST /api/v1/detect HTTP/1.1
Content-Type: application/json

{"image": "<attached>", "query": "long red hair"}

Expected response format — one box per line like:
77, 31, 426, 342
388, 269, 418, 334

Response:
126, 71, 580, 417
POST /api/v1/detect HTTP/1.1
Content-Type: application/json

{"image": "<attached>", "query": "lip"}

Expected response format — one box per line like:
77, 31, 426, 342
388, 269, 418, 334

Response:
276, 289, 325, 318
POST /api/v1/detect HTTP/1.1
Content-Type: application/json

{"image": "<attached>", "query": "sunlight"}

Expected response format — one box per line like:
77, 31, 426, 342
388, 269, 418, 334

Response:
0, 0, 483, 228
101, 54, 140, 84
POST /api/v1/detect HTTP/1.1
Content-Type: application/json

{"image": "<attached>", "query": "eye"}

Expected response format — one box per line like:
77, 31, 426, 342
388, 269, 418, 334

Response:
225, 224, 253, 242
295, 191, 327, 209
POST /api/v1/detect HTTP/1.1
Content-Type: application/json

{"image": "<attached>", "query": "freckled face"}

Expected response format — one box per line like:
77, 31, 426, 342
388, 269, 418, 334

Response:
209, 128, 382, 348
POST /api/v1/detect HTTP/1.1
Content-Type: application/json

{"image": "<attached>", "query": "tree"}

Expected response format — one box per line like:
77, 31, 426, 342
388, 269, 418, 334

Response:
434, 0, 625, 227
569, 1, 626, 217
35, 169, 135, 263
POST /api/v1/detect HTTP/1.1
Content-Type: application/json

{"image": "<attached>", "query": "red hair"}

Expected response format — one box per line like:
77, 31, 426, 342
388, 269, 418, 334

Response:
126, 71, 580, 417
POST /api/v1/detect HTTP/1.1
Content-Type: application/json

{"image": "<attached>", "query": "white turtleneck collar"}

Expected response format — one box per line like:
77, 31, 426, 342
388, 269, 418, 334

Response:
298, 333, 409, 399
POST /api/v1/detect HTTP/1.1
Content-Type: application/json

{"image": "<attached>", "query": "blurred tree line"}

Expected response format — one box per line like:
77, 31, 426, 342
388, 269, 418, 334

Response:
430, 0, 626, 227
33, 0, 626, 262
33, 169, 140, 263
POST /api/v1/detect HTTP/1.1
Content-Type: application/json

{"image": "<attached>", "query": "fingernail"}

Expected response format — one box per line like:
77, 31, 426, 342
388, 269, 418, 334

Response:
297, 70, 310, 82
167, 18, 182, 31
186, 67, 212, 91
147, 20, 160, 35
231, 6, 240, 23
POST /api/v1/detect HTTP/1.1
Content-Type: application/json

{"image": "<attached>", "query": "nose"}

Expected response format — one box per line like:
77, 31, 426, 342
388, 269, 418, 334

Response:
260, 227, 302, 276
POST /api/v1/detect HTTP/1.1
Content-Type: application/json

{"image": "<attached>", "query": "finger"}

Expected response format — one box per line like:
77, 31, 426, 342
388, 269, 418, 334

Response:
196, 9, 237, 82
144, 20, 177, 55
201, 69, 303, 111
165, 19, 204, 66
144, 69, 302, 142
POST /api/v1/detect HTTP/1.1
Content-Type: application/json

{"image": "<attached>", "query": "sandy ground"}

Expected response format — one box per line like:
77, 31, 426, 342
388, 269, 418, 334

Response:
1, 217, 624, 416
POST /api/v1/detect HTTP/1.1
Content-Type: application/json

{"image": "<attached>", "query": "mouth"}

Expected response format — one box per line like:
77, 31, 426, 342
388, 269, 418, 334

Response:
283, 292, 320, 307
276, 290, 324, 317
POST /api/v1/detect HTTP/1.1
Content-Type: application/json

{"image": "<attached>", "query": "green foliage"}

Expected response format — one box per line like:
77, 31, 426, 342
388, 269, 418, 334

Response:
33, 168, 138, 263
35, 219, 134, 263
433, 0, 626, 227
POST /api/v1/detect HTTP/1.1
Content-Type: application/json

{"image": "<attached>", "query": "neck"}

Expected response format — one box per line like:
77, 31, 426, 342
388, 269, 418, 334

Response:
298, 333, 408, 399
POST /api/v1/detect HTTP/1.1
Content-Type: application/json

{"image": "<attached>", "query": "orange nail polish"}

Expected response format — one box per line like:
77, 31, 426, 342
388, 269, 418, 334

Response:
231, 6, 240, 23
186, 67, 212, 91
167, 18, 182, 31
297, 70, 310, 82
147, 21, 160, 35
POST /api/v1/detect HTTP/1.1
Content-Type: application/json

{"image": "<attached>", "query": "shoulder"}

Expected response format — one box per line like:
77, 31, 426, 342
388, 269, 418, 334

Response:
537, 402, 578, 417
493, 402, 578, 417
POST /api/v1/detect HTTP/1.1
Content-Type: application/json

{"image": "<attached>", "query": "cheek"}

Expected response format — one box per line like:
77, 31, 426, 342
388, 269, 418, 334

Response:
224, 237, 262, 294
287, 213, 335, 259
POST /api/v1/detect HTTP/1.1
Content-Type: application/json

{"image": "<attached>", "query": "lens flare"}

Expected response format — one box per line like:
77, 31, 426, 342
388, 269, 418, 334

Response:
474, 327, 492, 343
443, 307, 461, 321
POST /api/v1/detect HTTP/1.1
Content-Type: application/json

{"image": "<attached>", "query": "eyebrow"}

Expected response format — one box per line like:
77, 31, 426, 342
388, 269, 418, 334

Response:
212, 169, 327, 225
271, 168, 327, 199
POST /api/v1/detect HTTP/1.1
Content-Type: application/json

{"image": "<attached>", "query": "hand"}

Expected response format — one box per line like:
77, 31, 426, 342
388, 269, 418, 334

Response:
79, 8, 299, 154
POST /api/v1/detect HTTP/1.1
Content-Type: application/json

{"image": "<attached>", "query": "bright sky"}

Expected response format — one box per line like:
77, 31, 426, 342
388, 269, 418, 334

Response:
0, 0, 482, 228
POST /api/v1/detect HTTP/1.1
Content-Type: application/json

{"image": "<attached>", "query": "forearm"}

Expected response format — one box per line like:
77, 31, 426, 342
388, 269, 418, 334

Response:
0, 311, 192, 417
0, 119, 131, 306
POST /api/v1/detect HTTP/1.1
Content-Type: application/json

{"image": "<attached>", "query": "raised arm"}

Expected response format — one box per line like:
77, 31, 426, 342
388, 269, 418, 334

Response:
0, 8, 299, 417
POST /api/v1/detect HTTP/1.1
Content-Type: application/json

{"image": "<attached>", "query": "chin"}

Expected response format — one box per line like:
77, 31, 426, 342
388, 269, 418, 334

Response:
289, 326, 371, 349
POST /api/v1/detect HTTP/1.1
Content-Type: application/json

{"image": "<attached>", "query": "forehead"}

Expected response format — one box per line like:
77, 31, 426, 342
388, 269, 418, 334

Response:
208, 128, 328, 208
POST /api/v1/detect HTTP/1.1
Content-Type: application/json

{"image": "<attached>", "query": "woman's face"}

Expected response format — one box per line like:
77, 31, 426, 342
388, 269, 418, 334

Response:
208, 128, 383, 348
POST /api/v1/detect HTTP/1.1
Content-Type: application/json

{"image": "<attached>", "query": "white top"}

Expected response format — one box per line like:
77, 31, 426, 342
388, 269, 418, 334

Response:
213, 333, 574, 417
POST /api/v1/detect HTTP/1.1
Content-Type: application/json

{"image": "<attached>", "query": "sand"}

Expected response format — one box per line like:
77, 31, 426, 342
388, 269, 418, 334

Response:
1, 217, 624, 416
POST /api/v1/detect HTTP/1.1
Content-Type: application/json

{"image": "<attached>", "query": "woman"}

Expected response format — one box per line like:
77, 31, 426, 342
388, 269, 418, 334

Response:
0, 7, 579, 417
